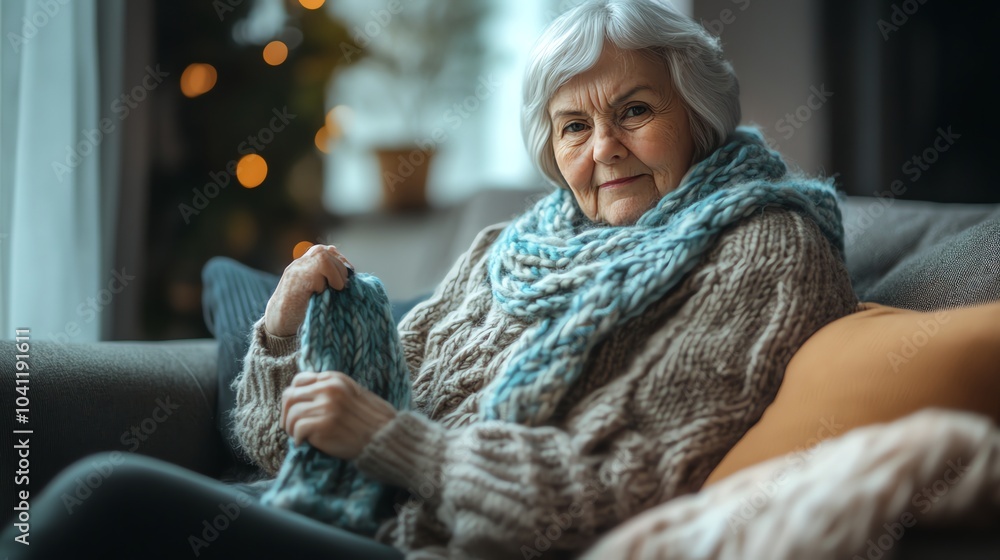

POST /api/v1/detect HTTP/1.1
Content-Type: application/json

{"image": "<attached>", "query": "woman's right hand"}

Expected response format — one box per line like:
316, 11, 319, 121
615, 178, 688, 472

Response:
264, 244, 354, 337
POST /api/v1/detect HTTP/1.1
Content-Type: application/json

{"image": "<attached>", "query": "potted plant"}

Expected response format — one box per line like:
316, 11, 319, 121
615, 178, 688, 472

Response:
326, 0, 488, 211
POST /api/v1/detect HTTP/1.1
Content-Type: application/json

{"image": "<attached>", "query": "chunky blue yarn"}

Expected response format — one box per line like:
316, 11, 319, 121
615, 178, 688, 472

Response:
481, 126, 845, 424
260, 273, 412, 536
259, 125, 844, 534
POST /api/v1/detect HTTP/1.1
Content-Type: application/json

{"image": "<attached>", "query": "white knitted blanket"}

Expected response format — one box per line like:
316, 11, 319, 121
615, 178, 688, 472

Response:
581, 409, 1000, 560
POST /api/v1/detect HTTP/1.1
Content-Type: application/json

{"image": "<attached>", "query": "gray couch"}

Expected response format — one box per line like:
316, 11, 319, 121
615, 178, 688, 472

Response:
2, 191, 999, 557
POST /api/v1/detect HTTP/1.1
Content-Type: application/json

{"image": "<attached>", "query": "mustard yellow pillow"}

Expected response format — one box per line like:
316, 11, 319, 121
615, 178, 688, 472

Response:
705, 301, 1000, 486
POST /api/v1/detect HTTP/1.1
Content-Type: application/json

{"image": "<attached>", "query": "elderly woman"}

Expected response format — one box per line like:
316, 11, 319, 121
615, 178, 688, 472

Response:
227, 0, 857, 557
0, 1, 859, 559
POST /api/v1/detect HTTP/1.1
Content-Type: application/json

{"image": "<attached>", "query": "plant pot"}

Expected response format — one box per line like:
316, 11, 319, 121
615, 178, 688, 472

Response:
375, 146, 436, 212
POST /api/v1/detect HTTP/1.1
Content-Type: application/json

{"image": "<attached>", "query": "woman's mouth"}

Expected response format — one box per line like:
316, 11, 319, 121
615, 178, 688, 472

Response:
599, 175, 642, 189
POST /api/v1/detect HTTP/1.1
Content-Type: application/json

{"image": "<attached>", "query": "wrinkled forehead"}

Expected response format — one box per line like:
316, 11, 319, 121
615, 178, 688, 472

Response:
547, 45, 671, 115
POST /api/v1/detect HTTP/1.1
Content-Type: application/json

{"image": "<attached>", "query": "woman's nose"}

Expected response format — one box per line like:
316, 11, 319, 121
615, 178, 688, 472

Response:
592, 126, 627, 164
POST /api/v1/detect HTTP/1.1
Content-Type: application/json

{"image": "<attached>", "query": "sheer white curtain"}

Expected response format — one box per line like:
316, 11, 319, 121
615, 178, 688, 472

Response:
0, 0, 123, 342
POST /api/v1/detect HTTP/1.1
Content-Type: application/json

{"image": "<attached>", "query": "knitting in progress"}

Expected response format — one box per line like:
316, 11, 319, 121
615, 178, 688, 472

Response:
260, 274, 412, 535
255, 126, 846, 538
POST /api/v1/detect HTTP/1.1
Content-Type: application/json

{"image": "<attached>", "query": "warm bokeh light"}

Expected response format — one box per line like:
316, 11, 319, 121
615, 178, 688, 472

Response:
179, 63, 217, 98
236, 154, 268, 188
299, 0, 325, 9
292, 241, 314, 259
262, 41, 288, 66
314, 127, 330, 153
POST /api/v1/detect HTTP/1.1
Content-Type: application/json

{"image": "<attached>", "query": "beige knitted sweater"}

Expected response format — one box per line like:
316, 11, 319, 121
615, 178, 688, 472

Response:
230, 206, 859, 559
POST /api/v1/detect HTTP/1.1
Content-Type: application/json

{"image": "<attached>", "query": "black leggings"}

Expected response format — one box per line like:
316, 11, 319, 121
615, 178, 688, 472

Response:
0, 452, 405, 559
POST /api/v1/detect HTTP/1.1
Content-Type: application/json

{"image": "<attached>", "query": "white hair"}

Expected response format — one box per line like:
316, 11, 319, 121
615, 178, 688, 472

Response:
522, 0, 742, 189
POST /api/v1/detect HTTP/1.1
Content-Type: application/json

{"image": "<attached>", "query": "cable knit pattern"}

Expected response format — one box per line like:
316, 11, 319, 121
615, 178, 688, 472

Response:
230, 203, 859, 559
230, 324, 300, 475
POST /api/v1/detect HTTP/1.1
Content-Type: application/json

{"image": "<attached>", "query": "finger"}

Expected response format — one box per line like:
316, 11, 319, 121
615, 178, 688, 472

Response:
281, 374, 347, 430
326, 246, 355, 274
329, 245, 354, 278
289, 416, 328, 449
293, 371, 336, 389
301, 243, 327, 261
285, 401, 325, 444
291, 371, 321, 387
314, 249, 348, 291
322, 248, 351, 284
280, 384, 319, 431
321, 372, 360, 398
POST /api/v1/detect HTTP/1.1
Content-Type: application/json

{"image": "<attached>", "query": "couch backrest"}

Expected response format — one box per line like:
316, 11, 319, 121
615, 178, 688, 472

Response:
841, 196, 1000, 310
328, 189, 1000, 311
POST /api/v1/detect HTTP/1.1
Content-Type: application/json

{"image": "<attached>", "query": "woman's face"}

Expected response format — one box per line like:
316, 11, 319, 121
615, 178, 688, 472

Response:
548, 43, 695, 226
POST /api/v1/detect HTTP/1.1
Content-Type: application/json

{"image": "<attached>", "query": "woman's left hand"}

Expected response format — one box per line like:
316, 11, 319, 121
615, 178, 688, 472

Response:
279, 371, 398, 460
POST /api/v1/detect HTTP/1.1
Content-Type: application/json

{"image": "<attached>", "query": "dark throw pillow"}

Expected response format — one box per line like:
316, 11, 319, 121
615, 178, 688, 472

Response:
201, 257, 281, 475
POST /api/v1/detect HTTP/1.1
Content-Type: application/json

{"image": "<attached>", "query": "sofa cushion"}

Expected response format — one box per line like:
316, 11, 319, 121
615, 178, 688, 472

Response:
841, 197, 1000, 310
705, 300, 1000, 486
0, 339, 226, 526
201, 257, 281, 471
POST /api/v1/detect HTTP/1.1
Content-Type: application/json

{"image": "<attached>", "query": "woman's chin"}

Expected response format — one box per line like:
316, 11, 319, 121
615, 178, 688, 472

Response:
598, 192, 656, 226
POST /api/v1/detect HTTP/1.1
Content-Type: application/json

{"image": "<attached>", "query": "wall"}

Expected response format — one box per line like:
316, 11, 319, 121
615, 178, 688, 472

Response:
693, 0, 830, 177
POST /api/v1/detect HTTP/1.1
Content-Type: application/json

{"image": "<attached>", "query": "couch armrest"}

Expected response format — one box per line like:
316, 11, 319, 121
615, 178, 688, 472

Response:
0, 338, 227, 524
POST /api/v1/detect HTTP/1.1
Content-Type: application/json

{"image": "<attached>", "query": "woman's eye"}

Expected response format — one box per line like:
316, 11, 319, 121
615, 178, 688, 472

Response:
563, 122, 586, 134
624, 105, 648, 118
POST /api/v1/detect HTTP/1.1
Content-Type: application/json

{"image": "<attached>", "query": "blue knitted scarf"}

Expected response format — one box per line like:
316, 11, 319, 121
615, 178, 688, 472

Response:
480, 126, 844, 424
260, 126, 844, 535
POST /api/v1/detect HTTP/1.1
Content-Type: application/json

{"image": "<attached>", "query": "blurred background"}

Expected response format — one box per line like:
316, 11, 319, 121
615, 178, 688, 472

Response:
1, 0, 997, 343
